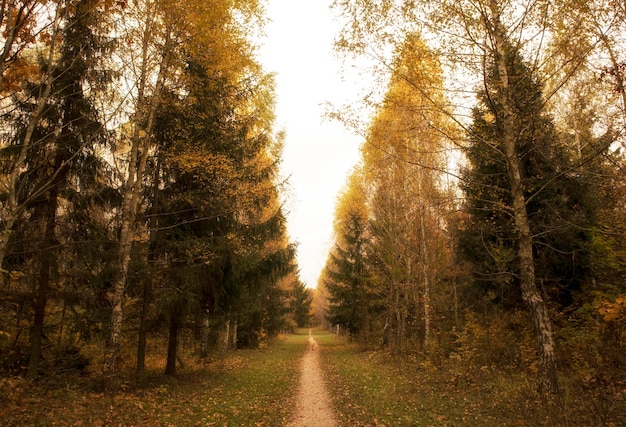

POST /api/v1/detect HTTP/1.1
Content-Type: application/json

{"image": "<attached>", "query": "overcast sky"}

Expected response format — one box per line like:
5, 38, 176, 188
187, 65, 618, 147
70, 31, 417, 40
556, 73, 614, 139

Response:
258, 0, 363, 288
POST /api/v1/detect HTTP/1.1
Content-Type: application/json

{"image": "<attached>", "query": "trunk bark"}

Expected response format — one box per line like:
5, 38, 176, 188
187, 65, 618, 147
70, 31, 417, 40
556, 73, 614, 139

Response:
416, 175, 432, 354
135, 277, 151, 380
26, 159, 68, 377
26, 186, 57, 379
200, 310, 210, 358
103, 18, 172, 396
220, 319, 230, 354
103, 174, 139, 393
489, 1, 559, 394
230, 320, 238, 350
164, 314, 178, 376
136, 154, 161, 380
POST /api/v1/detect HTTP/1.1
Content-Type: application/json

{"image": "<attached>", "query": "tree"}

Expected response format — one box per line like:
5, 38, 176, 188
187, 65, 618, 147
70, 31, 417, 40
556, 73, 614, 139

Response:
0, 0, 115, 378
142, 3, 284, 370
324, 169, 373, 342
291, 279, 312, 328
102, 0, 168, 392
0, 2, 64, 284
456, 5, 604, 392
362, 33, 453, 355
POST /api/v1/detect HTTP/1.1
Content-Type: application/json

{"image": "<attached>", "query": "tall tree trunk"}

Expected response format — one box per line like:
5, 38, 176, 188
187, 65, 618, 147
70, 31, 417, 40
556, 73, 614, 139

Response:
135, 276, 151, 380
416, 175, 432, 354
230, 320, 237, 350
103, 18, 172, 395
26, 134, 68, 378
26, 185, 58, 378
490, 2, 558, 394
103, 184, 138, 392
164, 314, 179, 376
220, 319, 231, 354
136, 155, 161, 380
200, 310, 210, 358
505, 141, 558, 394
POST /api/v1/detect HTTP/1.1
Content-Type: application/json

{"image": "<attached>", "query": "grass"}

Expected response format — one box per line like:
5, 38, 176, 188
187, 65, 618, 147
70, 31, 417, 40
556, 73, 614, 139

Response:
314, 330, 626, 427
4, 329, 625, 426
1, 331, 310, 426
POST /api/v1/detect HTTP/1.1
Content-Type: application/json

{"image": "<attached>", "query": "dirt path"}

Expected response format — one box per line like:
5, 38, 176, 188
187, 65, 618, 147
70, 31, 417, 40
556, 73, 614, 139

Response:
288, 330, 337, 427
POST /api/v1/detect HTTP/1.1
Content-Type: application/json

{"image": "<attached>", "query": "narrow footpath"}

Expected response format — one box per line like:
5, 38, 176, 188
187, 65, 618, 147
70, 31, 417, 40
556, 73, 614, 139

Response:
288, 330, 337, 427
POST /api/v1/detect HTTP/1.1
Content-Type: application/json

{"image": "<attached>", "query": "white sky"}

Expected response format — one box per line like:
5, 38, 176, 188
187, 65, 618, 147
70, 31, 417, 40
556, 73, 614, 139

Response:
258, 0, 363, 288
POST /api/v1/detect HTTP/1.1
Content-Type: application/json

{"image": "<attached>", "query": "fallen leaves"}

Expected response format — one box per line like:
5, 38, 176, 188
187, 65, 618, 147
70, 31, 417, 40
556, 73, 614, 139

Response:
1, 335, 305, 427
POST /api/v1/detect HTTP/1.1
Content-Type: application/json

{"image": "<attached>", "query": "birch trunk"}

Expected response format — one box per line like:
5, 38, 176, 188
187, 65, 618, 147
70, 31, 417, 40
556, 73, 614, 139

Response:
0, 6, 63, 285
416, 174, 432, 354
230, 320, 237, 350
102, 10, 172, 395
220, 319, 231, 354
489, 1, 558, 394
200, 310, 210, 358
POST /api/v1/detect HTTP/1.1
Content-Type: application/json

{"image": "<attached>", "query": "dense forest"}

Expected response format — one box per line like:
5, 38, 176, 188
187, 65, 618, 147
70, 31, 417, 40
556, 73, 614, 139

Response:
0, 0, 311, 394
319, 0, 626, 403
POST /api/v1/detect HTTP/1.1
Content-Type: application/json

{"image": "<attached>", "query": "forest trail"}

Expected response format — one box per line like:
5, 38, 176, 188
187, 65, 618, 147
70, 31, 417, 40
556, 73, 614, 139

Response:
288, 330, 337, 427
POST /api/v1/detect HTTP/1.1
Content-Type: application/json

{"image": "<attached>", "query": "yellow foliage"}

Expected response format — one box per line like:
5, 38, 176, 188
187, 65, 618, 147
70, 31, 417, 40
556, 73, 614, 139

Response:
596, 294, 626, 323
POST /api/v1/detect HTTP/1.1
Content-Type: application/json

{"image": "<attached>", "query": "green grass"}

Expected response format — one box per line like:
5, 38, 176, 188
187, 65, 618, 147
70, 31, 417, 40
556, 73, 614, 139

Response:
315, 330, 625, 426
4, 330, 624, 426
1, 332, 310, 426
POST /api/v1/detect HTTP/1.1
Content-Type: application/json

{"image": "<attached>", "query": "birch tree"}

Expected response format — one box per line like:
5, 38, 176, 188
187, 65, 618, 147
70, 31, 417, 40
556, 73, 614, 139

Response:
0, 2, 64, 284
102, 0, 180, 394
362, 33, 452, 355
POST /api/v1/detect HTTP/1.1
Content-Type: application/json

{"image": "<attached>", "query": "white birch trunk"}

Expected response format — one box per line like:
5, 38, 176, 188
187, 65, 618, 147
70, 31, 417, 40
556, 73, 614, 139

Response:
220, 319, 231, 354
103, 7, 172, 394
489, 0, 558, 394
230, 320, 237, 350
0, 6, 63, 284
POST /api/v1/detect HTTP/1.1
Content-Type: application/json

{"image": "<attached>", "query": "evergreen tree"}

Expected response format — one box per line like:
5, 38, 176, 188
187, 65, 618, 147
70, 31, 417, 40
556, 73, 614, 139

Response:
4, 0, 112, 378
325, 171, 372, 341
459, 37, 594, 310
291, 280, 312, 328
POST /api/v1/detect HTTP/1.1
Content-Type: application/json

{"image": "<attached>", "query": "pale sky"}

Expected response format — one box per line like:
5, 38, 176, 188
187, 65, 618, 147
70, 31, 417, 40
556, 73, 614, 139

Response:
258, 0, 362, 288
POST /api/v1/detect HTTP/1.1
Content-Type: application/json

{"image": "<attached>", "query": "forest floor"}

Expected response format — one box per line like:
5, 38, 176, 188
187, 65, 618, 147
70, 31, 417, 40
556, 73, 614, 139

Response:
288, 330, 337, 427
2, 330, 625, 425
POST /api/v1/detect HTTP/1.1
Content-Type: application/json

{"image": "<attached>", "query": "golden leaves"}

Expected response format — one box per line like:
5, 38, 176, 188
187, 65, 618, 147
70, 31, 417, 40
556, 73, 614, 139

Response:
597, 294, 626, 323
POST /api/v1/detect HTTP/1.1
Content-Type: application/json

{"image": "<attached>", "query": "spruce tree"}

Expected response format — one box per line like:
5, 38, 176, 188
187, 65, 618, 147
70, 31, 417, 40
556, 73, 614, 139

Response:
325, 177, 372, 341
459, 38, 593, 310
7, 0, 112, 378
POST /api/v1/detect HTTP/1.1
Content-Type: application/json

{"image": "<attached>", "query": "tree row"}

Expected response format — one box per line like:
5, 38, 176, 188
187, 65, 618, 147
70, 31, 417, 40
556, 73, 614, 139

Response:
0, 0, 311, 394
320, 0, 626, 398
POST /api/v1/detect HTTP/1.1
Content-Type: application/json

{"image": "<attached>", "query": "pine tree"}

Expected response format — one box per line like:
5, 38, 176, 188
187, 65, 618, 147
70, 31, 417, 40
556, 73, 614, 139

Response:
291, 280, 312, 328
325, 171, 373, 341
